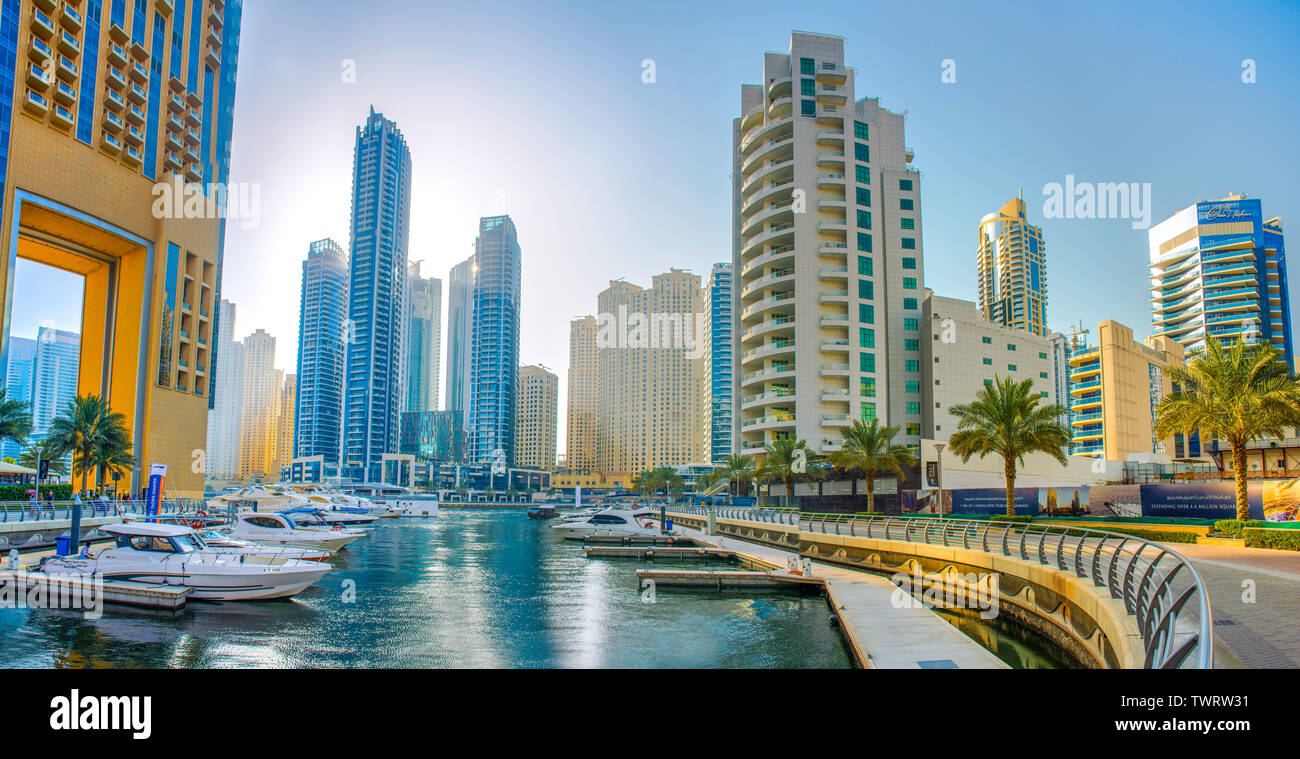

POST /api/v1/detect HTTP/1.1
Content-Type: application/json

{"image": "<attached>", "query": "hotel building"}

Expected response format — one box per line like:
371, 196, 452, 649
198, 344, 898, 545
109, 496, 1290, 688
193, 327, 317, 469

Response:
237, 328, 278, 481
294, 238, 347, 464
566, 314, 597, 474
734, 31, 925, 458
595, 269, 707, 473
0, 0, 243, 496
514, 363, 557, 471
977, 193, 1048, 337
921, 292, 1060, 441
1065, 320, 1183, 460
465, 215, 521, 466
1148, 195, 1292, 367
342, 108, 411, 482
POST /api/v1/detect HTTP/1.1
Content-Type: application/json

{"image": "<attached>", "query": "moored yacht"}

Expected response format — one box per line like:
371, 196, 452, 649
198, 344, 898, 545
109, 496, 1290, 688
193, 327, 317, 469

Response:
40, 523, 333, 601
550, 508, 664, 540
194, 529, 334, 561
228, 512, 363, 552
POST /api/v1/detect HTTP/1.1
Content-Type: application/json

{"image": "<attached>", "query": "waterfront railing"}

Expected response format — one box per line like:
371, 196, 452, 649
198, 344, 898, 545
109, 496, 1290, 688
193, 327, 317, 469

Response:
0, 498, 208, 522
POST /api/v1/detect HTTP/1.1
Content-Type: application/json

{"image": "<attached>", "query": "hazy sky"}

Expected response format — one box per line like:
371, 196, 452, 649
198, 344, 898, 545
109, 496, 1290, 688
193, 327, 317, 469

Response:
13, 0, 1300, 457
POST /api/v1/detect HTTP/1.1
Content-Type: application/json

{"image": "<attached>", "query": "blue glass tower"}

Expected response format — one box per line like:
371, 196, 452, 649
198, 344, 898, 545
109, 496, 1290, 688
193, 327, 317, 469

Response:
708, 262, 733, 463
296, 238, 349, 464
467, 216, 521, 466
343, 108, 412, 482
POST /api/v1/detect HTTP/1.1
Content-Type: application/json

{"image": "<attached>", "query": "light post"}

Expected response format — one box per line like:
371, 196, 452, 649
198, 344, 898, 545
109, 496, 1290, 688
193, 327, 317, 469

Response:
933, 442, 945, 519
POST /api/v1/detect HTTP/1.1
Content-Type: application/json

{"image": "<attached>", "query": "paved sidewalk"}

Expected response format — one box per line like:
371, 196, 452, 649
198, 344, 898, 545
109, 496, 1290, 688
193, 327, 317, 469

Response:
674, 525, 1008, 669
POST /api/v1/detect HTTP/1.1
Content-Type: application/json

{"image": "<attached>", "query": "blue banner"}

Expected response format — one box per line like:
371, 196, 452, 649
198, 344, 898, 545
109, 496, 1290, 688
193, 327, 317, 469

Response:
145, 463, 167, 521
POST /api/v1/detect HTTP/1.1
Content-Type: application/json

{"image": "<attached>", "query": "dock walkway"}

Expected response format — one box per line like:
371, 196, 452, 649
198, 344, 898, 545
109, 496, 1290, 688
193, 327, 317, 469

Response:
665, 523, 1008, 669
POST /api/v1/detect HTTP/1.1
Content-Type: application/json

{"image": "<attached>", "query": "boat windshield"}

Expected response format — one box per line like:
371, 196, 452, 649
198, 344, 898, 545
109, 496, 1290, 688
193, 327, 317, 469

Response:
171, 534, 203, 553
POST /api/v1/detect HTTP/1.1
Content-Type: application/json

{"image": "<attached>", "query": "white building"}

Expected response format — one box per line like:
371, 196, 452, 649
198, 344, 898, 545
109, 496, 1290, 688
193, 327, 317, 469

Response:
206, 299, 244, 481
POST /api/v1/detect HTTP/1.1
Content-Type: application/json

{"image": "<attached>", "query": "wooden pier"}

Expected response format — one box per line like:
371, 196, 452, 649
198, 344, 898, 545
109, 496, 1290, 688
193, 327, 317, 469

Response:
581, 535, 704, 547
636, 568, 820, 590
583, 545, 732, 560
2, 570, 191, 610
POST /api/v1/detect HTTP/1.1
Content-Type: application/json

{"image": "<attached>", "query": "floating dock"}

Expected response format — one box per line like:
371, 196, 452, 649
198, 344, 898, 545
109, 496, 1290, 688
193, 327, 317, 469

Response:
582, 535, 704, 547
583, 546, 733, 560
2, 570, 191, 610
637, 568, 820, 590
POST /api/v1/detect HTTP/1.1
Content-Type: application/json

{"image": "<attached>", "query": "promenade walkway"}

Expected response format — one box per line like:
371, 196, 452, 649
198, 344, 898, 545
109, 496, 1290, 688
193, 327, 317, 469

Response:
671, 523, 1008, 669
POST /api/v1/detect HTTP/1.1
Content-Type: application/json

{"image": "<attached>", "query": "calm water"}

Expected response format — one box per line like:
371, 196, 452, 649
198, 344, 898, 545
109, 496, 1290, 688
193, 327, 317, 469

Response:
0, 509, 852, 669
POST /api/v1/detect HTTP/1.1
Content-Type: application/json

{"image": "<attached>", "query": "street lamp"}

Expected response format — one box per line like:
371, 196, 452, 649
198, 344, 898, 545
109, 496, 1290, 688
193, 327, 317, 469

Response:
932, 442, 945, 519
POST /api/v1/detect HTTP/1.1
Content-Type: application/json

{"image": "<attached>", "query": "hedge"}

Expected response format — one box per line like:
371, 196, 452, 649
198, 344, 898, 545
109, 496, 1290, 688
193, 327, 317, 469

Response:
1213, 519, 1268, 537
991, 515, 1034, 523
0, 484, 72, 502
1243, 528, 1300, 552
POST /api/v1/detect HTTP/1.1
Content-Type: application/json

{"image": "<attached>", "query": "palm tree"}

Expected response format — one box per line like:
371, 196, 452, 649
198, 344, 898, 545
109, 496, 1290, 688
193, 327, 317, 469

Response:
717, 454, 755, 498
948, 376, 1071, 516
0, 388, 32, 450
760, 438, 815, 509
19, 440, 69, 476
829, 419, 915, 513
1154, 337, 1300, 520
45, 394, 133, 494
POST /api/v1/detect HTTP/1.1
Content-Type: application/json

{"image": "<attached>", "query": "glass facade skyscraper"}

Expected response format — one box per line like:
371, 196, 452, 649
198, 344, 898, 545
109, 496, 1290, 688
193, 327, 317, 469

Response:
977, 193, 1048, 337
343, 108, 412, 482
405, 261, 442, 413
32, 326, 80, 440
467, 215, 521, 466
0, 335, 34, 460
707, 262, 733, 463
296, 238, 349, 464
444, 256, 474, 423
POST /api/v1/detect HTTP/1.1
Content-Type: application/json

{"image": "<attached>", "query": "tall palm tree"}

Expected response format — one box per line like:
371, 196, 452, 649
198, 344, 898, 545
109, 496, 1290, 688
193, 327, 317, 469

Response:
1155, 337, 1300, 520
829, 419, 915, 513
19, 440, 69, 476
948, 376, 1071, 516
0, 388, 32, 451
760, 438, 815, 509
718, 454, 755, 498
45, 394, 133, 494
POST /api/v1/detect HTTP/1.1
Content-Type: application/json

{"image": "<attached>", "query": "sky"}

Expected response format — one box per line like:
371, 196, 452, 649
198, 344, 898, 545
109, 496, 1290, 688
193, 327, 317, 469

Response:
11, 0, 1300, 457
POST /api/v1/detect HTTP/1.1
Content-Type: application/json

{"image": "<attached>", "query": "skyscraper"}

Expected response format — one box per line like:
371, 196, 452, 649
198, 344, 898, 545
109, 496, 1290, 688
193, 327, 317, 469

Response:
515, 364, 558, 470
0, 0, 244, 496
1148, 195, 1293, 367
238, 329, 279, 482
31, 327, 80, 439
977, 193, 1048, 336
734, 31, 926, 457
466, 215, 521, 466
566, 315, 598, 474
405, 261, 443, 413
295, 238, 348, 464
706, 263, 734, 463
444, 255, 474, 421
596, 270, 707, 473
206, 299, 244, 481
342, 108, 412, 482
277, 373, 296, 475
0, 336, 36, 460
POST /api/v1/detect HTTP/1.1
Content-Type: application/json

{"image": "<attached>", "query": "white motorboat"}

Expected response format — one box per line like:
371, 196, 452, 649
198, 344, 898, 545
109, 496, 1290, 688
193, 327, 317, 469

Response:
390, 494, 440, 517
194, 529, 334, 561
40, 523, 332, 601
550, 508, 665, 540
228, 512, 363, 552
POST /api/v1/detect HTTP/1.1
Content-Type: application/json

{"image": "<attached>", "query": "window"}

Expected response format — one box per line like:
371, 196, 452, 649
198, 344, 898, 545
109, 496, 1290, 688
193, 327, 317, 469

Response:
1038, 352, 1048, 359
901, 218, 915, 230
1009, 364, 1017, 371
900, 198, 914, 210
1039, 371, 1049, 379
901, 238, 916, 250
856, 232, 872, 252
856, 187, 871, 206
855, 164, 870, 183
800, 57, 814, 75
858, 280, 874, 300
981, 336, 991, 344
801, 99, 816, 116
853, 121, 868, 140
854, 143, 869, 162
857, 255, 873, 275
902, 257, 917, 270
857, 209, 871, 229
905, 381, 920, 393
903, 297, 917, 310
899, 178, 914, 191
1007, 343, 1017, 351
861, 353, 875, 373
800, 78, 815, 96
907, 423, 920, 436
860, 304, 874, 324
905, 359, 920, 372
906, 402, 921, 415
859, 328, 875, 348
861, 402, 876, 422
903, 317, 918, 331
860, 378, 876, 397
982, 358, 992, 366
905, 338, 919, 351
903, 277, 917, 290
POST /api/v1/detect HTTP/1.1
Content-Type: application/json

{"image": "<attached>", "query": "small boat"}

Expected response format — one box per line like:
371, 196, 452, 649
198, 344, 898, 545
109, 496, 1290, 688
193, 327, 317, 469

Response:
194, 529, 334, 561
40, 523, 333, 601
391, 494, 440, 517
550, 508, 664, 540
527, 504, 558, 520
228, 512, 363, 552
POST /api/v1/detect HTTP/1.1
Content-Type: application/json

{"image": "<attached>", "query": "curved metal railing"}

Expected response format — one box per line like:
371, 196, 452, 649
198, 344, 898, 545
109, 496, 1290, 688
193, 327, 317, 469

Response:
0, 498, 207, 522
672, 506, 1213, 670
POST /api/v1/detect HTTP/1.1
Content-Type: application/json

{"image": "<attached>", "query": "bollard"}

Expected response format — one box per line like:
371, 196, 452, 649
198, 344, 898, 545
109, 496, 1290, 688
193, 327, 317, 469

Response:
6, 549, 16, 570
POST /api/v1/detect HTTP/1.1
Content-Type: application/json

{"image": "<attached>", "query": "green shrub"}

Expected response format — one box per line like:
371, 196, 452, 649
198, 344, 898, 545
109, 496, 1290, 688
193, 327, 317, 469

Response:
991, 515, 1034, 523
853, 511, 886, 516
1214, 519, 1267, 537
1243, 528, 1300, 551
0, 484, 72, 502
1094, 527, 1198, 544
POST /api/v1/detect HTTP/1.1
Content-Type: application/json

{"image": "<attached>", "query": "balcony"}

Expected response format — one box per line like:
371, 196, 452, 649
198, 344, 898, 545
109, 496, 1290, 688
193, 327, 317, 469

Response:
741, 269, 795, 299
166, 112, 185, 132
128, 83, 147, 104
33, 0, 55, 11
105, 66, 127, 89
105, 41, 127, 67
819, 290, 849, 303
59, 2, 83, 33
123, 125, 144, 145
741, 317, 795, 342
741, 365, 797, 386
28, 37, 53, 65
25, 63, 52, 91
57, 29, 79, 56
820, 364, 850, 376
100, 130, 123, 154
742, 415, 797, 430
205, 45, 220, 67
185, 163, 203, 182
741, 391, 795, 411
816, 151, 846, 167
164, 151, 184, 171
185, 126, 201, 146
819, 242, 849, 256
740, 245, 795, 278
168, 91, 186, 112
125, 104, 145, 125
820, 315, 849, 327
52, 79, 76, 105
122, 146, 143, 167
55, 56, 78, 82
818, 266, 849, 279
131, 60, 149, 83
186, 107, 203, 127
815, 62, 847, 82
108, 23, 128, 44
130, 40, 148, 61
822, 415, 852, 427
168, 74, 185, 94
22, 90, 50, 116
820, 340, 851, 352
156, 0, 174, 15
165, 130, 183, 151
817, 173, 846, 188
741, 341, 796, 365
186, 89, 203, 108
102, 110, 124, 132
31, 8, 56, 40
50, 103, 74, 129
817, 220, 847, 235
